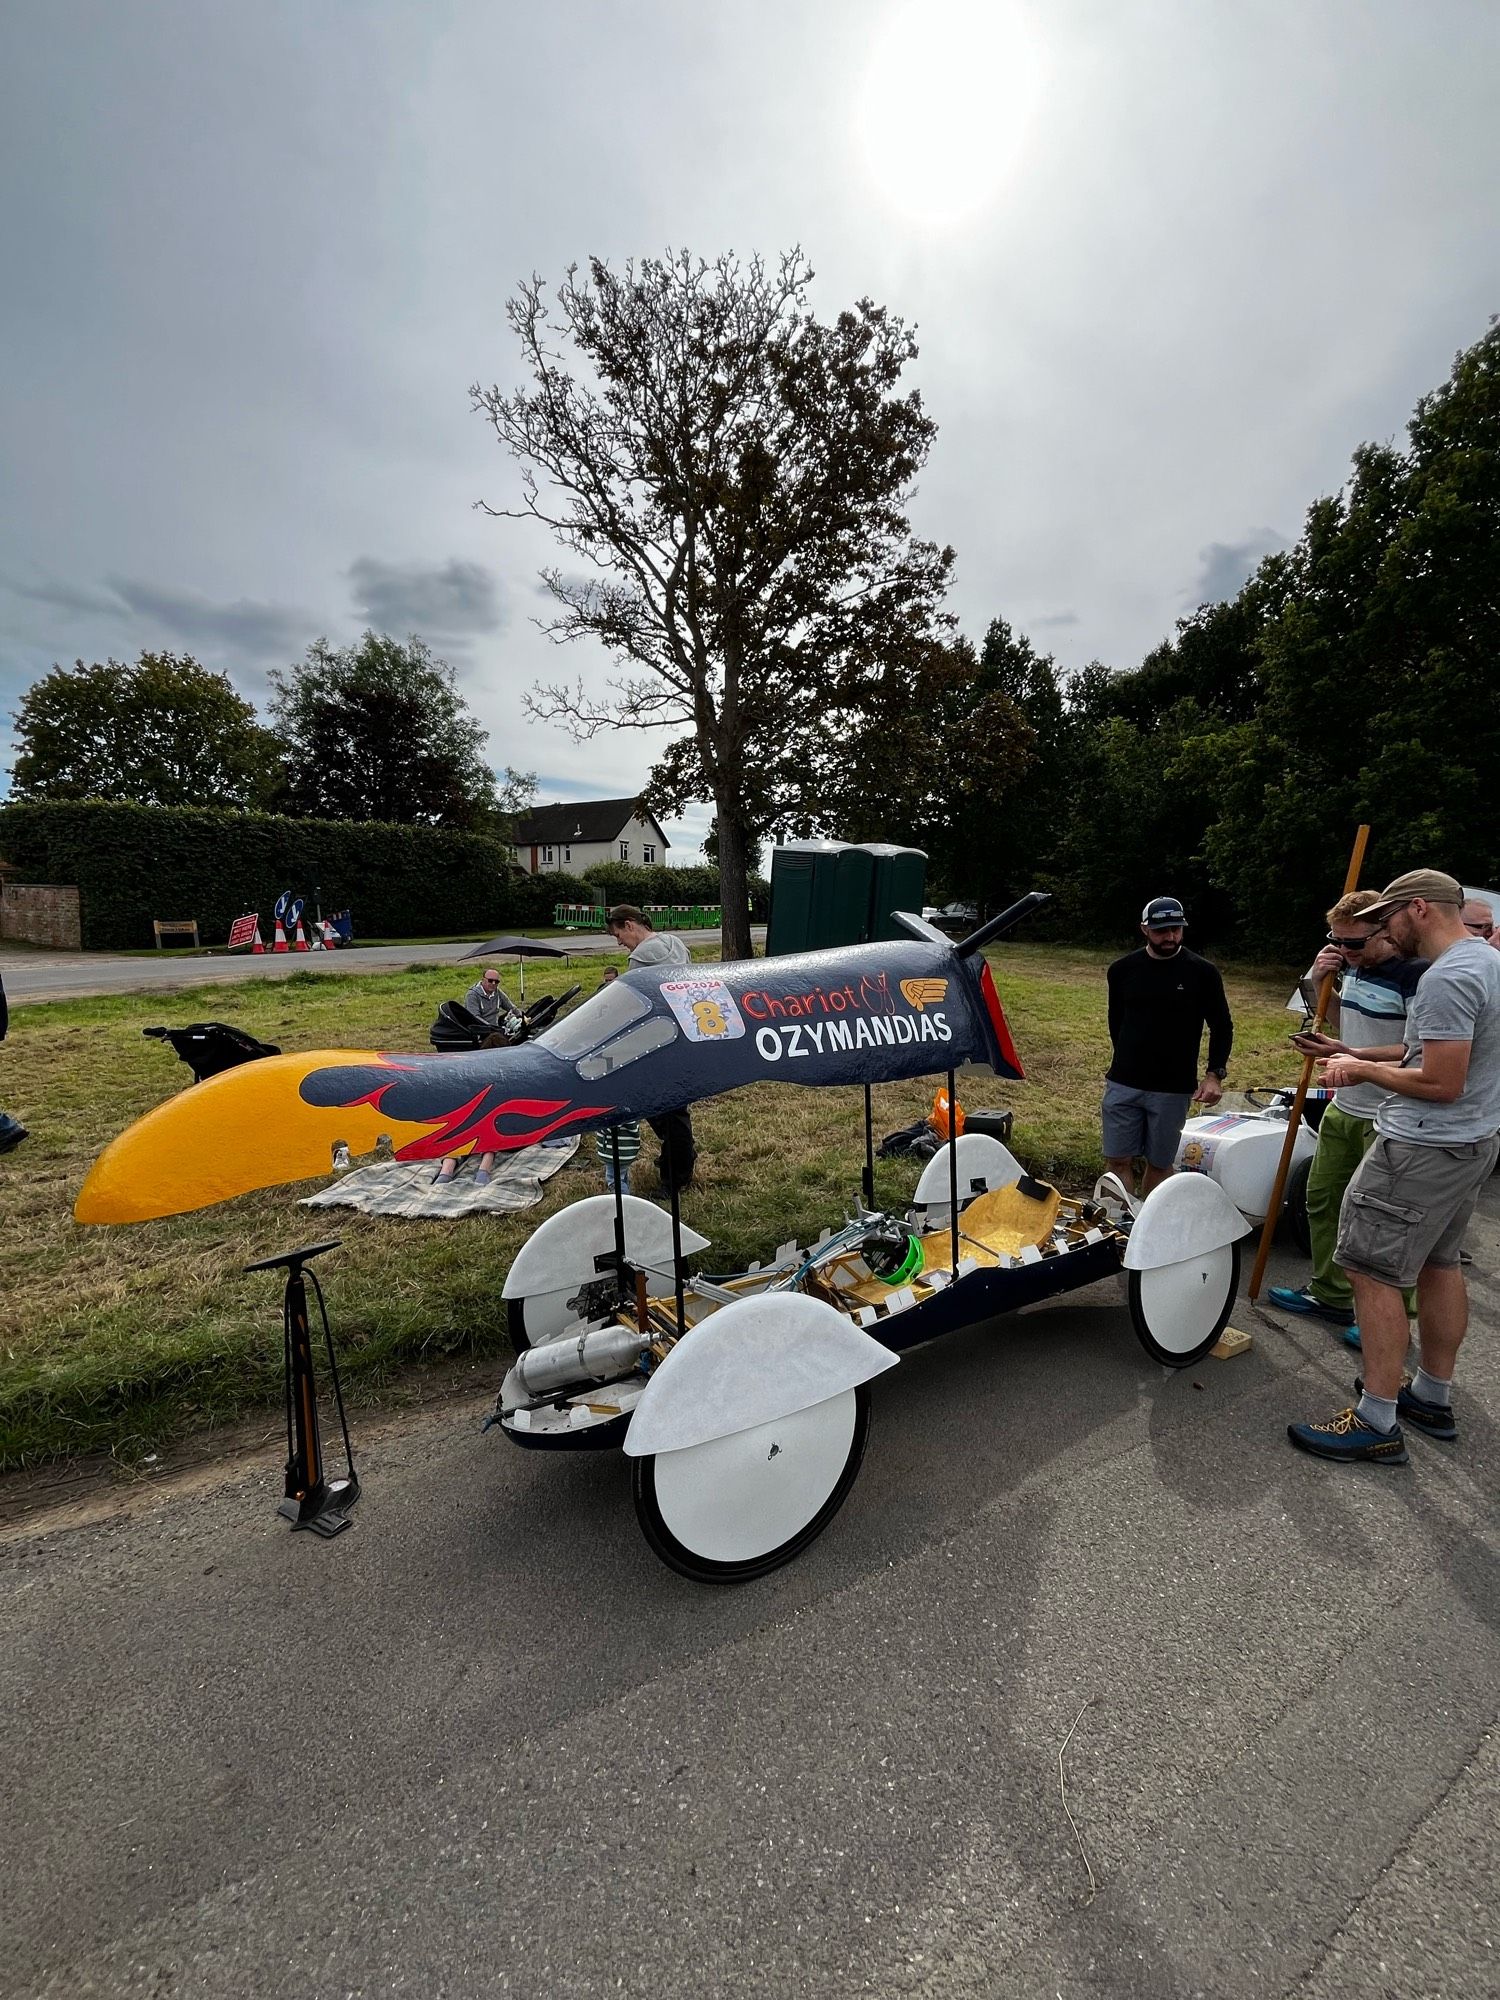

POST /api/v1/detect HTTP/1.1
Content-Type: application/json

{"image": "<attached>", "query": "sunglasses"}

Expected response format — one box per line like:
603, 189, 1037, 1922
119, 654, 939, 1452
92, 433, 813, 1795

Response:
1465, 920, 1494, 936
1327, 932, 1369, 949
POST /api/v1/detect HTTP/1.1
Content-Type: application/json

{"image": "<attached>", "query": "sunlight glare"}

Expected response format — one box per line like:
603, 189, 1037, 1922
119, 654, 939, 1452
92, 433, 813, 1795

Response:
854, 0, 1045, 229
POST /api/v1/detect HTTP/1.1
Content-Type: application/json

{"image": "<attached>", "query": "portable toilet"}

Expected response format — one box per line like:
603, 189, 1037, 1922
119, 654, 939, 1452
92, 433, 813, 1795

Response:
767, 841, 877, 954
863, 844, 928, 942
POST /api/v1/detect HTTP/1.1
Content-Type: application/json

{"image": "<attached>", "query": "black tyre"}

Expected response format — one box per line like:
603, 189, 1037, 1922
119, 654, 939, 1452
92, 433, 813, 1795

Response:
1283, 1154, 1313, 1256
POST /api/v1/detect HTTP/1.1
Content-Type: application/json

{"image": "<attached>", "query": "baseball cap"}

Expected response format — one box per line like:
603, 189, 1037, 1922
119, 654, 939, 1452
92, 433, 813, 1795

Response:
1141, 896, 1187, 927
1359, 868, 1464, 923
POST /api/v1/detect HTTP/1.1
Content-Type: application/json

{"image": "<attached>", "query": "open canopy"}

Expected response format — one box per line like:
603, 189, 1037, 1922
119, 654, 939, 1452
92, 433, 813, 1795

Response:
460, 936, 573, 961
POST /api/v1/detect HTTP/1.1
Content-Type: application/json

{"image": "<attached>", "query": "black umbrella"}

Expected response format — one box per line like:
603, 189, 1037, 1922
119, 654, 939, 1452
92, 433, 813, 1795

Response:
459, 935, 571, 1004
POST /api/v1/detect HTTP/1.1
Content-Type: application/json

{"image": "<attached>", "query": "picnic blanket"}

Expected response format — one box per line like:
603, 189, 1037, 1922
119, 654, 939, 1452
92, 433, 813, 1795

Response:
301, 1137, 580, 1219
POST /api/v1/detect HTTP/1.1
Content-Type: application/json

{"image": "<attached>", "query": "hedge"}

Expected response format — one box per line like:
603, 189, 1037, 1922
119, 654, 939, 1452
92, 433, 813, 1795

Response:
0, 800, 524, 950
581, 860, 772, 920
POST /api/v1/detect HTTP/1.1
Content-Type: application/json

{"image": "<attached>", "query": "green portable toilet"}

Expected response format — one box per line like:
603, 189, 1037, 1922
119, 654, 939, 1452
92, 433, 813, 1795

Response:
767, 841, 876, 954
863, 843, 928, 942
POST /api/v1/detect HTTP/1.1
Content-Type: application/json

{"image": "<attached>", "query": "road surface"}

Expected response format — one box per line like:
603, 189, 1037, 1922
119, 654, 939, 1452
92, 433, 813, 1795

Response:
3, 1202, 1496, 1998
0, 930, 762, 1004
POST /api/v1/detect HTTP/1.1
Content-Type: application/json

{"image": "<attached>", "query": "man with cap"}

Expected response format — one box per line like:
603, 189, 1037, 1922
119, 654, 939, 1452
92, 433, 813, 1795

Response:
1288, 869, 1500, 1465
1101, 896, 1233, 1196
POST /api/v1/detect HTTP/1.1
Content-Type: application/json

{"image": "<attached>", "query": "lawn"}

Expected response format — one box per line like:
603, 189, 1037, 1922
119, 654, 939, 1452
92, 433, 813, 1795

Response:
0, 943, 1304, 1471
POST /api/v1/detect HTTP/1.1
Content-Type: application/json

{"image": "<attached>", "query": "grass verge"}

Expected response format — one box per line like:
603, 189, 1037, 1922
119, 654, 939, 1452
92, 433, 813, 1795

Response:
0, 943, 1303, 1471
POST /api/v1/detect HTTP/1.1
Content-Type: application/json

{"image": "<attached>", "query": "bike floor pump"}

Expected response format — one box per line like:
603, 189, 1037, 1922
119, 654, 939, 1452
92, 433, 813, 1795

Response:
246, 1238, 360, 1538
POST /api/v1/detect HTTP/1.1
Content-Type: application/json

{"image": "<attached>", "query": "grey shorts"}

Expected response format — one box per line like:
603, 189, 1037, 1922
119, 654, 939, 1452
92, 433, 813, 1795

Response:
1335, 1132, 1500, 1288
1101, 1080, 1192, 1171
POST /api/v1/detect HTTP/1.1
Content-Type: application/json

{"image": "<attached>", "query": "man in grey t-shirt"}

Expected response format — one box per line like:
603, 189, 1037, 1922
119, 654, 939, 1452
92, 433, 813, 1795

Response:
1288, 869, 1500, 1467
606, 904, 696, 1192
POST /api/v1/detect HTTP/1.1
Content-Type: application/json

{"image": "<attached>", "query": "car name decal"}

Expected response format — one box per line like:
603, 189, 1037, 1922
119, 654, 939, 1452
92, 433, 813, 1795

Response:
754, 1012, 953, 1061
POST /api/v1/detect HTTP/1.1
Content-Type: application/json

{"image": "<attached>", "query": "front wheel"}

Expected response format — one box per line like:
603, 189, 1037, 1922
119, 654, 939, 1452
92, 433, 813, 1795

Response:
632, 1385, 871, 1584
1128, 1240, 1241, 1368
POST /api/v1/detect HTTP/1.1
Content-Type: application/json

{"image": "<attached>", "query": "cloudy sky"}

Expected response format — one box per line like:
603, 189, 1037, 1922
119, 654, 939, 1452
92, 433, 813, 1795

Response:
3, 1, 1496, 859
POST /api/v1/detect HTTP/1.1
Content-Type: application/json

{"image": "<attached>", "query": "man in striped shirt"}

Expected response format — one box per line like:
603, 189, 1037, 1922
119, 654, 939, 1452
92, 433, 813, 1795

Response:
1269, 889, 1425, 1336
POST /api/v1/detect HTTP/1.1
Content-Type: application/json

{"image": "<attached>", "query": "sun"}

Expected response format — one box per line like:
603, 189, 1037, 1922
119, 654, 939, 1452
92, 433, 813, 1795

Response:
853, 0, 1046, 229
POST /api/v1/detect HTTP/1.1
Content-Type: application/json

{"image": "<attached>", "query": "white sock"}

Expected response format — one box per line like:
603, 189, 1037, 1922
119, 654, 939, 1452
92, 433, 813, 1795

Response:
1412, 1367, 1452, 1408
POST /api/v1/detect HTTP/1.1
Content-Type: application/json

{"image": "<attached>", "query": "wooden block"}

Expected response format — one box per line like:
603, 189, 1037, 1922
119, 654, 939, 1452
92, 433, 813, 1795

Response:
1210, 1325, 1252, 1359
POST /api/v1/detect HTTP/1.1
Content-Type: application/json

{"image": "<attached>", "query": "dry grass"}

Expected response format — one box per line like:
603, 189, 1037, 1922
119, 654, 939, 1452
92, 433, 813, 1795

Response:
0, 942, 1303, 1470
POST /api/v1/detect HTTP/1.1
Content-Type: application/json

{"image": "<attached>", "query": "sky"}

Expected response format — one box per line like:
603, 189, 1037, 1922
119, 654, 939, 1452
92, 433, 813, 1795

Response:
2, 1, 1497, 861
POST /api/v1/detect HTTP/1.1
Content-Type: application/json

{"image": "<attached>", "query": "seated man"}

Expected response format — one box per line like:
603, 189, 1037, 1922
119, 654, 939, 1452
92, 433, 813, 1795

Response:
464, 967, 518, 1030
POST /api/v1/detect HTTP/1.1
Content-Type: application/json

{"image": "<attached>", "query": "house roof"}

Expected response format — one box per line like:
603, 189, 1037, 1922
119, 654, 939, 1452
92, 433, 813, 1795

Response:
513, 797, 669, 847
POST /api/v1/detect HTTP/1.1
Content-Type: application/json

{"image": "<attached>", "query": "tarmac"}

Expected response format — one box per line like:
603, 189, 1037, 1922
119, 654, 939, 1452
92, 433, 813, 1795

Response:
0, 929, 758, 1004
2, 1190, 1496, 1998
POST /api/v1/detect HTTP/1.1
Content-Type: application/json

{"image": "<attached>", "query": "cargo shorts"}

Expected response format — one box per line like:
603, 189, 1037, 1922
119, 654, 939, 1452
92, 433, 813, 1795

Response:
1335, 1132, 1500, 1289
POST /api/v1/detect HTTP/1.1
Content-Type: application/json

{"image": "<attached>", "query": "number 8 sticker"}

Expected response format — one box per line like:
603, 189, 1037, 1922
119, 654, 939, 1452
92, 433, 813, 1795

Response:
662, 978, 746, 1042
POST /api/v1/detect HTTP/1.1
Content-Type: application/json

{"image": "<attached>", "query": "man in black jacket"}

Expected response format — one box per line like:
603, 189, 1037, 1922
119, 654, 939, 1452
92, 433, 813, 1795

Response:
0, 970, 28, 1154
1102, 896, 1232, 1195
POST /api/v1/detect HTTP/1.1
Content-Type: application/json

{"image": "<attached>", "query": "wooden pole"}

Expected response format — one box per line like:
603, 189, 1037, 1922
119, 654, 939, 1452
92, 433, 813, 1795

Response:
1247, 823, 1371, 1300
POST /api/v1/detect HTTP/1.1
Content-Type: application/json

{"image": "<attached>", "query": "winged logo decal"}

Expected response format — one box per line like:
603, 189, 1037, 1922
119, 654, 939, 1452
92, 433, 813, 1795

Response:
900, 977, 948, 1011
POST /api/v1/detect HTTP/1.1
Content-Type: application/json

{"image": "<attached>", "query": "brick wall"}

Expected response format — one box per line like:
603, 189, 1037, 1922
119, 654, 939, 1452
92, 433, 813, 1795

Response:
1, 883, 82, 950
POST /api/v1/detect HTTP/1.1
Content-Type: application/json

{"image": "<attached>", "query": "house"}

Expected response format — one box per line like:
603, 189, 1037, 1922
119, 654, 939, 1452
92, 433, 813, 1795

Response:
511, 797, 671, 877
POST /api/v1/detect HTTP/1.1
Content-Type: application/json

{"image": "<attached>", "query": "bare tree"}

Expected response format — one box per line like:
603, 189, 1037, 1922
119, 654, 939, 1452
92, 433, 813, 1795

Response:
471, 249, 954, 958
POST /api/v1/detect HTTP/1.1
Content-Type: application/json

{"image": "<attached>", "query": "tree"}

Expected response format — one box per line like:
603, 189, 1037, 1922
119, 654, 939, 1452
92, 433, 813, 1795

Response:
8, 651, 272, 808
772, 634, 1036, 902
267, 631, 500, 827
471, 249, 956, 958
1201, 322, 1500, 956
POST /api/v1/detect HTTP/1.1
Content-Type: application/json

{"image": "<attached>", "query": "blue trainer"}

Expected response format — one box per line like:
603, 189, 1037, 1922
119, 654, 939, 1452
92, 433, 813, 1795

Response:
1355, 1374, 1458, 1443
1341, 1323, 1363, 1351
1287, 1406, 1407, 1464
1267, 1285, 1355, 1327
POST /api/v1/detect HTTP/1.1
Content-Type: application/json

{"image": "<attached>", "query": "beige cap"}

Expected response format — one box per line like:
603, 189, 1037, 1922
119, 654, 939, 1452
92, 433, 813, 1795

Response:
1360, 868, 1464, 922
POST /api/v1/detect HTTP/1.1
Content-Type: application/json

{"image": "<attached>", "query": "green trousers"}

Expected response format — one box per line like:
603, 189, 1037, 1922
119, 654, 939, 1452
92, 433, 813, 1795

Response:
1305, 1101, 1416, 1316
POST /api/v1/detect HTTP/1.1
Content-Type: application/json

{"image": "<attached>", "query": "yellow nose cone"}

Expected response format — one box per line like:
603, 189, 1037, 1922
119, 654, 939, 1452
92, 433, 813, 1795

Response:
74, 1050, 439, 1224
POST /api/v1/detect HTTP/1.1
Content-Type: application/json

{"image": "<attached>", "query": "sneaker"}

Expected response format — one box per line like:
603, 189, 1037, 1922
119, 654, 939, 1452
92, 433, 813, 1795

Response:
1287, 1406, 1408, 1464
1355, 1374, 1457, 1443
1267, 1284, 1355, 1326
0, 1121, 28, 1155
1341, 1323, 1363, 1352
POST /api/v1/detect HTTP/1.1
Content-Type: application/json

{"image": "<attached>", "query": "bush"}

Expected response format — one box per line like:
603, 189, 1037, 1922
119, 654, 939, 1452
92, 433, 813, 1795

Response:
0, 800, 516, 949
501, 869, 595, 926
581, 861, 724, 906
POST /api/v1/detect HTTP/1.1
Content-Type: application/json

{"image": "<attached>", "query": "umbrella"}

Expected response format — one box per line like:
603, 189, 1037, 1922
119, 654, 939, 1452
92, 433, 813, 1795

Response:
459, 935, 571, 1005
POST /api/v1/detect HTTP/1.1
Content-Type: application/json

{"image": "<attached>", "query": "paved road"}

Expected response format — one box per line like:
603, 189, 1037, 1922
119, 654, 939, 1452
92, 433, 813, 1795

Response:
3, 1203, 1496, 1998
1, 930, 757, 1004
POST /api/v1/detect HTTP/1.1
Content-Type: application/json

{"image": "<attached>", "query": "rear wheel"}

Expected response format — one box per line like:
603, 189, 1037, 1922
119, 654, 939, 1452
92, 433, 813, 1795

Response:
632, 1386, 871, 1584
1128, 1240, 1241, 1367
1283, 1155, 1313, 1256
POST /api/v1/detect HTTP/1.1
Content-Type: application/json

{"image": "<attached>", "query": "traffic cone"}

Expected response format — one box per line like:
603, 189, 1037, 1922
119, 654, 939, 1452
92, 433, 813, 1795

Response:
251, 922, 266, 954
293, 912, 310, 951
272, 913, 288, 952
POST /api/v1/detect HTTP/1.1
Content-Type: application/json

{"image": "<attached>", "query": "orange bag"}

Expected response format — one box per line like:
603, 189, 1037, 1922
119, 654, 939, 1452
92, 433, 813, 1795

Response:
928, 1087, 965, 1142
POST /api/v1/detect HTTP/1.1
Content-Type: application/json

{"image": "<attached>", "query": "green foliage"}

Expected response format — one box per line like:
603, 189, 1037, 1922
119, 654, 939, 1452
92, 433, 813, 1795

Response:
0, 799, 517, 949
267, 631, 497, 827
501, 869, 596, 925
956, 317, 1500, 956
580, 861, 723, 904
7, 650, 273, 808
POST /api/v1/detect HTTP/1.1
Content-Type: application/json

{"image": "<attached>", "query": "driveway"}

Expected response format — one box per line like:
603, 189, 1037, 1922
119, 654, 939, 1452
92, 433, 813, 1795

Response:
2, 1200, 1495, 1998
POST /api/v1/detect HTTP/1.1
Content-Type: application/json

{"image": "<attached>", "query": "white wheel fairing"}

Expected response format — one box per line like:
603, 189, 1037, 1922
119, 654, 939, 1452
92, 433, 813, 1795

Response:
634, 1387, 870, 1583
503, 1193, 711, 1349
1128, 1240, 1241, 1366
1123, 1172, 1247, 1271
